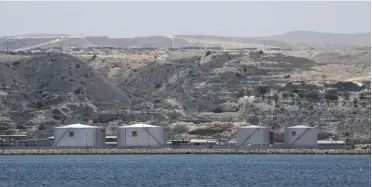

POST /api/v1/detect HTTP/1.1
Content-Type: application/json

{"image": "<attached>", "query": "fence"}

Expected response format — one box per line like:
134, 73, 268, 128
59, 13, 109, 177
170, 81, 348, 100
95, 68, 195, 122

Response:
0, 140, 354, 150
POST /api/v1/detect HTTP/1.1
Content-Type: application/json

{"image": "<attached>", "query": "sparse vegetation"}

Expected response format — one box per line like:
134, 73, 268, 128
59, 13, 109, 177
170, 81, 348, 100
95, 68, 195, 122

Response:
236, 90, 245, 98
212, 107, 223, 113
324, 88, 339, 101
0, 45, 369, 143
73, 88, 84, 94
155, 82, 162, 89
341, 91, 350, 100
16, 124, 27, 130
153, 98, 162, 104
359, 92, 367, 100
299, 90, 321, 101
38, 125, 46, 131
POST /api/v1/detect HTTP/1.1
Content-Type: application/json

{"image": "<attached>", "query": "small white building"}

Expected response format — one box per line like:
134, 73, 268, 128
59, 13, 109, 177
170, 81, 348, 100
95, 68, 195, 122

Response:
53, 124, 105, 148
236, 125, 270, 145
117, 124, 164, 147
284, 125, 317, 148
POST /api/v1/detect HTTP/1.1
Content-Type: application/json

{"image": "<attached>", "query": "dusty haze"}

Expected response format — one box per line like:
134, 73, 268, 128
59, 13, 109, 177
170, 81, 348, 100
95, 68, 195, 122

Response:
0, 1, 370, 37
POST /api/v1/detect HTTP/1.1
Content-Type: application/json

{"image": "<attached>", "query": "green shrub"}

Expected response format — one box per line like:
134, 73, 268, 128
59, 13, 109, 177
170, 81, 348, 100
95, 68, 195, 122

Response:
16, 124, 27, 130
236, 90, 245, 98
302, 90, 321, 101
324, 88, 339, 101
212, 107, 223, 113
256, 85, 270, 96
155, 82, 162, 89
341, 91, 350, 100
359, 92, 366, 100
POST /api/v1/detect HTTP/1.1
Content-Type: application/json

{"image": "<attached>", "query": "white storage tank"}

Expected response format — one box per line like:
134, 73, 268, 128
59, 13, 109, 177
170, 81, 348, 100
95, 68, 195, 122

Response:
236, 125, 270, 145
284, 125, 317, 148
53, 124, 105, 148
117, 124, 164, 147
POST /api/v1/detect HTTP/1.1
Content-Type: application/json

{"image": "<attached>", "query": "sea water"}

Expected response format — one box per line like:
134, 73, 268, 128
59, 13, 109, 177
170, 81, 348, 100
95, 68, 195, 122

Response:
0, 154, 370, 187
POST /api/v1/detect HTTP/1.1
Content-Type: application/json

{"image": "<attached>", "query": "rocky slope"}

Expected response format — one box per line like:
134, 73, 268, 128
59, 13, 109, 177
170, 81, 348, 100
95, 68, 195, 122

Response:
0, 53, 133, 137
0, 50, 370, 143
116, 50, 370, 142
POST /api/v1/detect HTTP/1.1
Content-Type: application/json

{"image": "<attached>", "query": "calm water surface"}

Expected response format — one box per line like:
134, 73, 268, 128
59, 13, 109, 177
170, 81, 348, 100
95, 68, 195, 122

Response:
0, 154, 370, 187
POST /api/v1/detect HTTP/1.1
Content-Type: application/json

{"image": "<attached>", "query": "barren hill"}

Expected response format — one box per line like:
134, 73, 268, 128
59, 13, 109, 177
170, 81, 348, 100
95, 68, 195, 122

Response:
264, 31, 371, 49
115, 50, 370, 142
1, 31, 370, 51
0, 49, 370, 143
0, 53, 133, 137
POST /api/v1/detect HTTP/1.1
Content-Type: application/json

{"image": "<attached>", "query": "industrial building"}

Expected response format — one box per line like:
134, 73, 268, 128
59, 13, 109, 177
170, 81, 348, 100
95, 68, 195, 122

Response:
284, 125, 317, 148
117, 124, 165, 147
53, 124, 106, 148
0, 135, 27, 146
236, 125, 270, 145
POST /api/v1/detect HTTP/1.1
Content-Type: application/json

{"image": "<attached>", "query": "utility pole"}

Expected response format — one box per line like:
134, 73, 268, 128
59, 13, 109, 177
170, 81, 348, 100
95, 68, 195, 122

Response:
60, 44, 63, 55
6, 38, 9, 53
4, 37, 9, 53
169, 35, 174, 49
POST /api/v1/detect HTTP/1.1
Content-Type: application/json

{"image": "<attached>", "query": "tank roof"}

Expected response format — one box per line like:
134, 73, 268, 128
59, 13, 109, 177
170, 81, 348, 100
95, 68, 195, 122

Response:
119, 123, 159, 128
287, 125, 314, 128
55, 124, 98, 128
239, 125, 267, 128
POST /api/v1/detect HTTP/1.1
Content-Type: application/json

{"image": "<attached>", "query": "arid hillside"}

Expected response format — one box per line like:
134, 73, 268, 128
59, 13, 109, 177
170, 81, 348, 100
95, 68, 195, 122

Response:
1, 31, 370, 51
0, 49, 370, 143
0, 53, 133, 137
115, 50, 370, 142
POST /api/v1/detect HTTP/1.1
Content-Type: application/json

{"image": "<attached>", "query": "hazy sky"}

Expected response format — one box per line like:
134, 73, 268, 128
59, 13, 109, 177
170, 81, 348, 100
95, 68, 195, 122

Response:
0, 1, 370, 38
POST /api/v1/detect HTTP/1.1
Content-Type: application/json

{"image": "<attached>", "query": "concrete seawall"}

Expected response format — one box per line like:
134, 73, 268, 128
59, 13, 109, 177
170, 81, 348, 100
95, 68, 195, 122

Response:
0, 148, 370, 155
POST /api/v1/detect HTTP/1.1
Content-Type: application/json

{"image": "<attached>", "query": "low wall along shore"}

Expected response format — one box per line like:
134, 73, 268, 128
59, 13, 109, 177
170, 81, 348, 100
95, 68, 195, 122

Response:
0, 148, 370, 155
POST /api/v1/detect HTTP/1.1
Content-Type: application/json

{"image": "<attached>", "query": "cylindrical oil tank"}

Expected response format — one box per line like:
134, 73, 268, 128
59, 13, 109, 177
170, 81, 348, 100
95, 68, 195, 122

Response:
236, 125, 269, 145
117, 124, 165, 147
269, 130, 275, 145
284, 125, 317, 148
53, 124, 106, 148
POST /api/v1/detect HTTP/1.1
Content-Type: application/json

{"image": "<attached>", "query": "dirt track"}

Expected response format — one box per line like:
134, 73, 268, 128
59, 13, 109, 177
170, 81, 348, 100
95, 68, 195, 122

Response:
346, 75, 371, 81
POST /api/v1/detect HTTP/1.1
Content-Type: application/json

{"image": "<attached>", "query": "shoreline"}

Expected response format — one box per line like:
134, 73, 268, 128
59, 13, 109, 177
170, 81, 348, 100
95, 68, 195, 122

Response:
0, 148, 370, 155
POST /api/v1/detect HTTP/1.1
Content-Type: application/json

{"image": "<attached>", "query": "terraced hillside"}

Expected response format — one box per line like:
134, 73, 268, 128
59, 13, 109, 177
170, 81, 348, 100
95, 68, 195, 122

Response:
115, 50, 370, 142
0, 49, 370, 143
